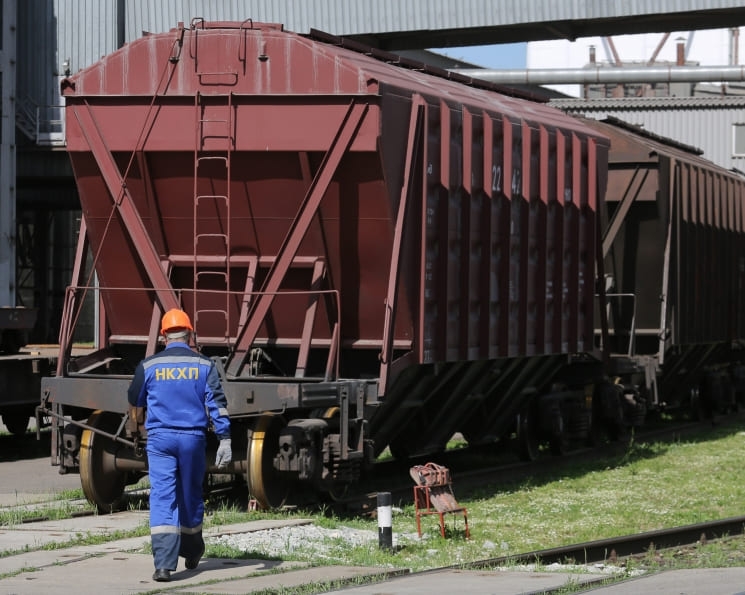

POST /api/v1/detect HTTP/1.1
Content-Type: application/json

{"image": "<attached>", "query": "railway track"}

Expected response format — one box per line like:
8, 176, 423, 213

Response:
466, 516, 745, 568
336, 517, 745, 593
335, 416, 725, 514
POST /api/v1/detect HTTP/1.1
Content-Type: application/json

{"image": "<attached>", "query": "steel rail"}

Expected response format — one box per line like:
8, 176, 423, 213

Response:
353, 517, 745, 593
465, 516, 745, 568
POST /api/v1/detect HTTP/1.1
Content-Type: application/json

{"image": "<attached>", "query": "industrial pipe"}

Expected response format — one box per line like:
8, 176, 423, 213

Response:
452, 65, 745, 85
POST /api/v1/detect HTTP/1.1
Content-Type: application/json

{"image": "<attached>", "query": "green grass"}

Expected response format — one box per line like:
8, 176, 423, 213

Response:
0, 498, 96, 526
199, 420, 745, 576
480, 428, 745, 550
187, 421, 745, 594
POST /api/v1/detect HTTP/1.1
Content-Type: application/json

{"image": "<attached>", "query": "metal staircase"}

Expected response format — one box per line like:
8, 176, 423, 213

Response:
15, 97, 38, 140
16, 96, 65, 145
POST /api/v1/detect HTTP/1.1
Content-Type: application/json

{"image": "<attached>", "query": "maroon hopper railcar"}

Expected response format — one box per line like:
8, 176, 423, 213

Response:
38, 21, 745, 511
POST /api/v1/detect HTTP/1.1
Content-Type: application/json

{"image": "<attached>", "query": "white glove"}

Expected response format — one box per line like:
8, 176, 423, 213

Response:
215, 438, 232, 469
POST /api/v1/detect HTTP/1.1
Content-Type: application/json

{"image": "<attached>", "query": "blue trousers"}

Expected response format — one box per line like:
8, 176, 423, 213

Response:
146, 429, 206, 570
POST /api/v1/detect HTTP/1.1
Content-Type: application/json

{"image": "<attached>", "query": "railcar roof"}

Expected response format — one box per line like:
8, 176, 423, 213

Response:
581, 116, 745, 180
62, 21, 608, 144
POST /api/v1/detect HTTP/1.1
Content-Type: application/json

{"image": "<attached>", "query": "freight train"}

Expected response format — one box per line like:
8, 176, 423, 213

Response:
38, 20, 745, 512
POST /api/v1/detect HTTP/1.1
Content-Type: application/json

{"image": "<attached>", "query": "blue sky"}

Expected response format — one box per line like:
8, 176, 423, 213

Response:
431, 42, 527, 69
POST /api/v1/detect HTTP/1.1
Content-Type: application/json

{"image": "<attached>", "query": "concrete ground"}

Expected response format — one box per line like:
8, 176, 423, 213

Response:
1, 510, 742, 594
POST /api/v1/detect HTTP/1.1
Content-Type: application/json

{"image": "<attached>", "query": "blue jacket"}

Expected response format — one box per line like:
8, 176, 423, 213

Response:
127, 342, 231, 439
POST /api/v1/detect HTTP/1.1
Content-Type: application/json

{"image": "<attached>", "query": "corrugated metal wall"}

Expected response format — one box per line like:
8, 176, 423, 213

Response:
17, 0, 120, 110
552, 97, 745, 172
18, 1, 745, 104
1, 0, 17, 308
56, 0, 121, 78
122, 0, 745, 38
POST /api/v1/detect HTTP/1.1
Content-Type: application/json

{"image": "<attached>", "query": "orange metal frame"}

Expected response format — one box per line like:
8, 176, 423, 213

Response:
413, 484, 470, 539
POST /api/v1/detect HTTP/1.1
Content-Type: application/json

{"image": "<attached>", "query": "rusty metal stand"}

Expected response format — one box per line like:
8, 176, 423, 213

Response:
410, 462, 470, 539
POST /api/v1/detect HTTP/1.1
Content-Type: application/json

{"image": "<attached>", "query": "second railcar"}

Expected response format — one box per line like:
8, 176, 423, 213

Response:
39, 21, 720, 512
583, 116, 745, 416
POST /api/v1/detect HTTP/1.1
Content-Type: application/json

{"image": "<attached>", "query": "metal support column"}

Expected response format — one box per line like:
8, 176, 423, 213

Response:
0, 0, 17, 308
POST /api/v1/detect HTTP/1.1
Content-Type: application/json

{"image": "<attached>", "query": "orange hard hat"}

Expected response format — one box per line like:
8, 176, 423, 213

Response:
160, 309, 193, 335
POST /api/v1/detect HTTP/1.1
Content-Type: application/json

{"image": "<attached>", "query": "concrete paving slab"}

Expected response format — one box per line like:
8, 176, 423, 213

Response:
5, 511, 745, 595
0, 510, 149, 553
584, 567, 745, 594
0, 492, 73, 508
0, 527, 125, 553
325, 568, 605, 595
0, 535, 152, 575
0, 517, 313, 577
0, 514, 310, 556
5, 510, 150, 533
172, 565, 393, 595
0, 458, 82, 505
0, 550, 304, 594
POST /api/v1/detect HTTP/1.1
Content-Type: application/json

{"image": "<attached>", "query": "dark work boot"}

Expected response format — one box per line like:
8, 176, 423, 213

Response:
152, 568, 171, 582
185, 543, 205, 570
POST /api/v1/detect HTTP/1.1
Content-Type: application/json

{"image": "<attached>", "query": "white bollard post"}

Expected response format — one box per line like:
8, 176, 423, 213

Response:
377, 491, 392, 550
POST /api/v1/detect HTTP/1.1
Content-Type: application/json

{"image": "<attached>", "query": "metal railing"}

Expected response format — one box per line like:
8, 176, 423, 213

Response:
595, 292, 638, 357
16, 96, 65, 146
57, 284, 343, 381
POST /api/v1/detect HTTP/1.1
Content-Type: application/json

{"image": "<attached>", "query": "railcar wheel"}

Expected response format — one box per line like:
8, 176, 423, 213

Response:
516, 409, 540, 461
79, 410, 128, 513
247, 414, 292, 510
588, 389, 608, 447
2, 411, 30, 435
690, 386, 711, 422
587, 410, 606, 447
387, 438, 411, 461
314, 407, 351, 502
548, 407, 568, 456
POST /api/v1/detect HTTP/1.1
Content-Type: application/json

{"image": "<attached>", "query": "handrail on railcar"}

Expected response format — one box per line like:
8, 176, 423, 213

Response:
595, 292, 638, 357
56, 284, 342, 381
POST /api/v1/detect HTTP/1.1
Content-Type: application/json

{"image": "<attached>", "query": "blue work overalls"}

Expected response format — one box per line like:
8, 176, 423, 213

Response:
127, 342, 231, 571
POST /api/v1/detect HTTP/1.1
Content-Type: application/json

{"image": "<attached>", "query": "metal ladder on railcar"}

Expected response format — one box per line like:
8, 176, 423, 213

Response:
193, 92, 233, 344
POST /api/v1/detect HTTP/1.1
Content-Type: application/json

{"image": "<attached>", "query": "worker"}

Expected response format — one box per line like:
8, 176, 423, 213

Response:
127, 308, 232, 583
